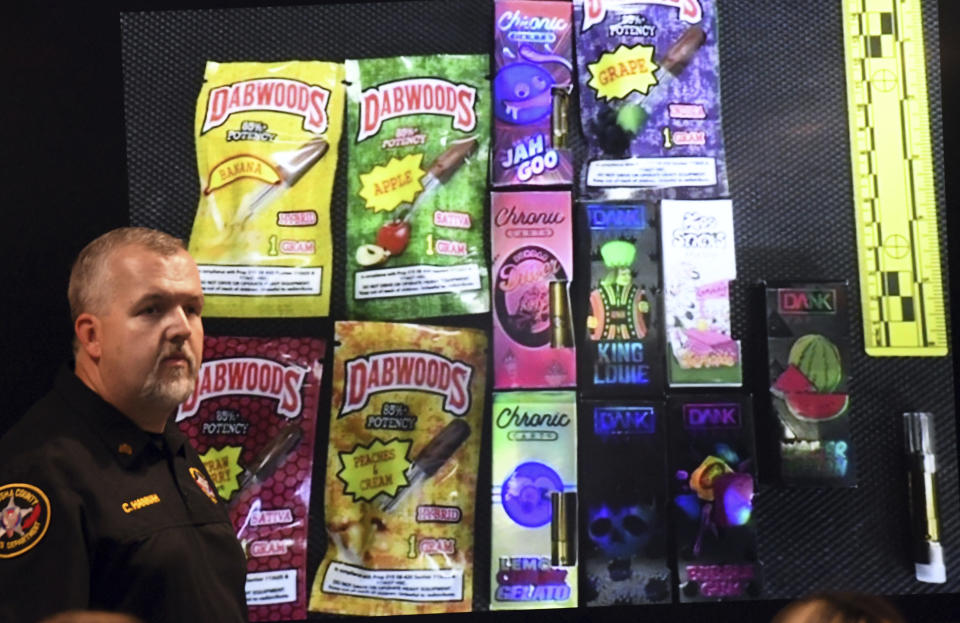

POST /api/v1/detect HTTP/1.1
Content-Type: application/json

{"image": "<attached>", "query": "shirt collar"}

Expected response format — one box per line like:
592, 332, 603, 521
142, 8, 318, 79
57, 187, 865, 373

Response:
53, 366, 185, 467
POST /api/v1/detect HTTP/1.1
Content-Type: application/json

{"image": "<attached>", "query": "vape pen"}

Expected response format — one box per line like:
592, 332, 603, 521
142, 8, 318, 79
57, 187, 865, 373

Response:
380, 419, 472, 513
549, 280, 574, 348
236, 423, 303, 493
550, 491, 577, 566
904, 411, 946, 583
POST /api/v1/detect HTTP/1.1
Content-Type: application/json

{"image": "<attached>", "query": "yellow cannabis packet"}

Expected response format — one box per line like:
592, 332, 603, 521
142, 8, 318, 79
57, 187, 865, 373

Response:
189, 60, 344, 317
310, 321, 487, 615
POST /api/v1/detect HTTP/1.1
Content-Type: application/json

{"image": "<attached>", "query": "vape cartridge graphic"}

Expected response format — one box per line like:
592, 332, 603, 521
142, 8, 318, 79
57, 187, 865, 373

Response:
357, 136, 478, 267
231, 137, 329, 228
235, 423, 304, 496
379, 418, 472, 513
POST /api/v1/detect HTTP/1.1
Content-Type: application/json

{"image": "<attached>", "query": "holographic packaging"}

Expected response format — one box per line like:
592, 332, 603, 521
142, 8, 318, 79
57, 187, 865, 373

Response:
581, 401, 671, 606
493, 0, 574, 187
661, 199, 741, 387
573, 0, 728, 200
176, 336, 325, 622
189, 61, 345, 317
583, 202, 662, 395
491, 391, 578, 610
310, 322, 487, 616
668, 394, 762, 602
344, 55, 491, 320
765, 282, 855, 487
492, 191, 576, 389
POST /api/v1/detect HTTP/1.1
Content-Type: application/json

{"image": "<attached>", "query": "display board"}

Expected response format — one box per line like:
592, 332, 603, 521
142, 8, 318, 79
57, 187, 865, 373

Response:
120, 0, 957, 615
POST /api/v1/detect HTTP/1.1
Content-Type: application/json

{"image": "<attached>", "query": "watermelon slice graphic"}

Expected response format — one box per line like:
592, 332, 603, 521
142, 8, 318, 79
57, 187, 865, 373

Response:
784, 392, 849, 421
770, 364, 814, 398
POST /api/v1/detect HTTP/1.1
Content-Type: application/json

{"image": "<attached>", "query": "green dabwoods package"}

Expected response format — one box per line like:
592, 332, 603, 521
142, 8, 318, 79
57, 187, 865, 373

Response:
765, 282, 855, 487
345, 55, 491, 319
583, 203, 662, 394
669, 394, 761, 601
581, 401, 671, 606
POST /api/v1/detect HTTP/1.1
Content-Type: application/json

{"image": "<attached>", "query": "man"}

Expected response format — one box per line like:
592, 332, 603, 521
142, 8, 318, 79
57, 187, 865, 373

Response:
0, 228, 247, 623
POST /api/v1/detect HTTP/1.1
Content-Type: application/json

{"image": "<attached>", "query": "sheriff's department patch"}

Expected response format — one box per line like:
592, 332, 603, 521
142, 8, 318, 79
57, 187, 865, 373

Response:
189, 467, 218, 504
0, 483, 51, 558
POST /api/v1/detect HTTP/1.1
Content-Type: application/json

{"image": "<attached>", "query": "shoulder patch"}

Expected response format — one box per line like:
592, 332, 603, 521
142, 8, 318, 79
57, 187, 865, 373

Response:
0, 483, 51, 558
189, 467, 219, 504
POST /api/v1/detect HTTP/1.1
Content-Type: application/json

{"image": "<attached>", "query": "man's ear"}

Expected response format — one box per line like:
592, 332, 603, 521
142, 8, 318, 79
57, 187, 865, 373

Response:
75, 313, 102, 360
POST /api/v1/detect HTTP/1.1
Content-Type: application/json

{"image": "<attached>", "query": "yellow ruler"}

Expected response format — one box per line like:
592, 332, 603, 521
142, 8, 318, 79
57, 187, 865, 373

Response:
842, 0, 946, 356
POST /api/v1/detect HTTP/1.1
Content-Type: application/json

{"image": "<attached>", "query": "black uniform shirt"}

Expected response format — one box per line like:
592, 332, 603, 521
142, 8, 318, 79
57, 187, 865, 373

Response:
0, 367, 248, 623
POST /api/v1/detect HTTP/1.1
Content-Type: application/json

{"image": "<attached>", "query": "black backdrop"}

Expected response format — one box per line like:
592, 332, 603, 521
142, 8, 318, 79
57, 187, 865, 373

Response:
4, 1, 960, 621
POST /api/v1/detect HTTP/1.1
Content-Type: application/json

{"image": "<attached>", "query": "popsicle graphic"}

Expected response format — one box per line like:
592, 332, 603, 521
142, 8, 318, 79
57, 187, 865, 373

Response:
378, 418, 472, 513
356, 136, 479, 267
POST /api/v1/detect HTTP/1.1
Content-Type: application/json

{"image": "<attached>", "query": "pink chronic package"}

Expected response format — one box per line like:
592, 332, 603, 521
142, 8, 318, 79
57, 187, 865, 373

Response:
176, 336, 325, 622
492, 191, 575, 388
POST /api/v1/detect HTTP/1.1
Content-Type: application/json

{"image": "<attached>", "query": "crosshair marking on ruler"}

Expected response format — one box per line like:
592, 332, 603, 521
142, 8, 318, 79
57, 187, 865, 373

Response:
870, 69, 897, 91
882, 235, 909, 259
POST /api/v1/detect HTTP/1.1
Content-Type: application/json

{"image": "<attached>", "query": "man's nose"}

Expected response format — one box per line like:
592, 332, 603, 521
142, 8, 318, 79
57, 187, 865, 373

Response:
166, 306, 193, 341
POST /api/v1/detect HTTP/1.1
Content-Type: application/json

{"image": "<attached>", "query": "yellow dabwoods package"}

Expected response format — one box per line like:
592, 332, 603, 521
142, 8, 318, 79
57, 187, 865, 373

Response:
310, 321, 487, 615
189, 61, 345, 317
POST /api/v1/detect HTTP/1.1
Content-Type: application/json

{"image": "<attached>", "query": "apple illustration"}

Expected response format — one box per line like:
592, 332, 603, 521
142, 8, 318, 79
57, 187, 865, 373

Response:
376, 219, 411, 256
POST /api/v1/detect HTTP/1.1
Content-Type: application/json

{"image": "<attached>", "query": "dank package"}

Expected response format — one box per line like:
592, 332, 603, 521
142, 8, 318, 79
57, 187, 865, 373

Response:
310, 321, 487, 615
176, 336, 325, 622
189, 61, 345, 317
345, 55, 491, 319
668, 394, 762, 601
583, 202, 662, 394
492, 0, 574, 187
492, 191, 576, 389
581, 400, 671, 606
491, 391, 578, 610
661, 199, 741, 387
765, 282, 855, 487
574, 0, 728, 199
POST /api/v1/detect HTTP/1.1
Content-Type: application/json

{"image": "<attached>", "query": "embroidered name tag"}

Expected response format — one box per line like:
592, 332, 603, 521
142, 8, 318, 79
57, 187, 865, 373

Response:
122, 493, 161, 514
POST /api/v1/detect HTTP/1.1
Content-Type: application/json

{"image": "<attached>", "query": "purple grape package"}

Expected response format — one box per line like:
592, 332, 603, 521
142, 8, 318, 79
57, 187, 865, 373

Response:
493, 0, 575, 187
574, 0, 728, 200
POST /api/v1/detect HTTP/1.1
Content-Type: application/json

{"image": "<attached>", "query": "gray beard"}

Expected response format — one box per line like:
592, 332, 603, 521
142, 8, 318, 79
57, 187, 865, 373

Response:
139, 364, 197, 412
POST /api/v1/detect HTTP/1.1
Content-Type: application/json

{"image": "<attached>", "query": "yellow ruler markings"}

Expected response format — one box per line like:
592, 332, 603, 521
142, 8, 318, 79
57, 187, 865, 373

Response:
842, 0, 946, 356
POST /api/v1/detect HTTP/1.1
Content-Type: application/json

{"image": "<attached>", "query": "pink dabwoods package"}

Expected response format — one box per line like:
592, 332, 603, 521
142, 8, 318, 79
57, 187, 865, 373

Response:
176, 336, 325, 622
493, 0, 574, 187
492, 191, 576, 389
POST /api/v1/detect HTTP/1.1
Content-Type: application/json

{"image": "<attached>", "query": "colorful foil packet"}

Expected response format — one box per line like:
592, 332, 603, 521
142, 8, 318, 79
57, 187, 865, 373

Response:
345, 55, 491, 319
189, 61, 345, 317
668, 394, 762, 602
765, 282, 855, 487
661, 199, 741, 387
574, 0, 728, 199
583, 202, 662, 395
491, 391, 578, 610
175, 336, 325, 622
581, 400, 671, 606
310, 321, 487, 616
492, 191, 576, 389
492, 0, 574, 187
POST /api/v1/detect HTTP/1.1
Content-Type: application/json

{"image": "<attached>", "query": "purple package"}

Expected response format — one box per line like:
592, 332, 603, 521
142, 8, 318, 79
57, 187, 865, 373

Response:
574, 0, 728, 200
493, 0, 575, 187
